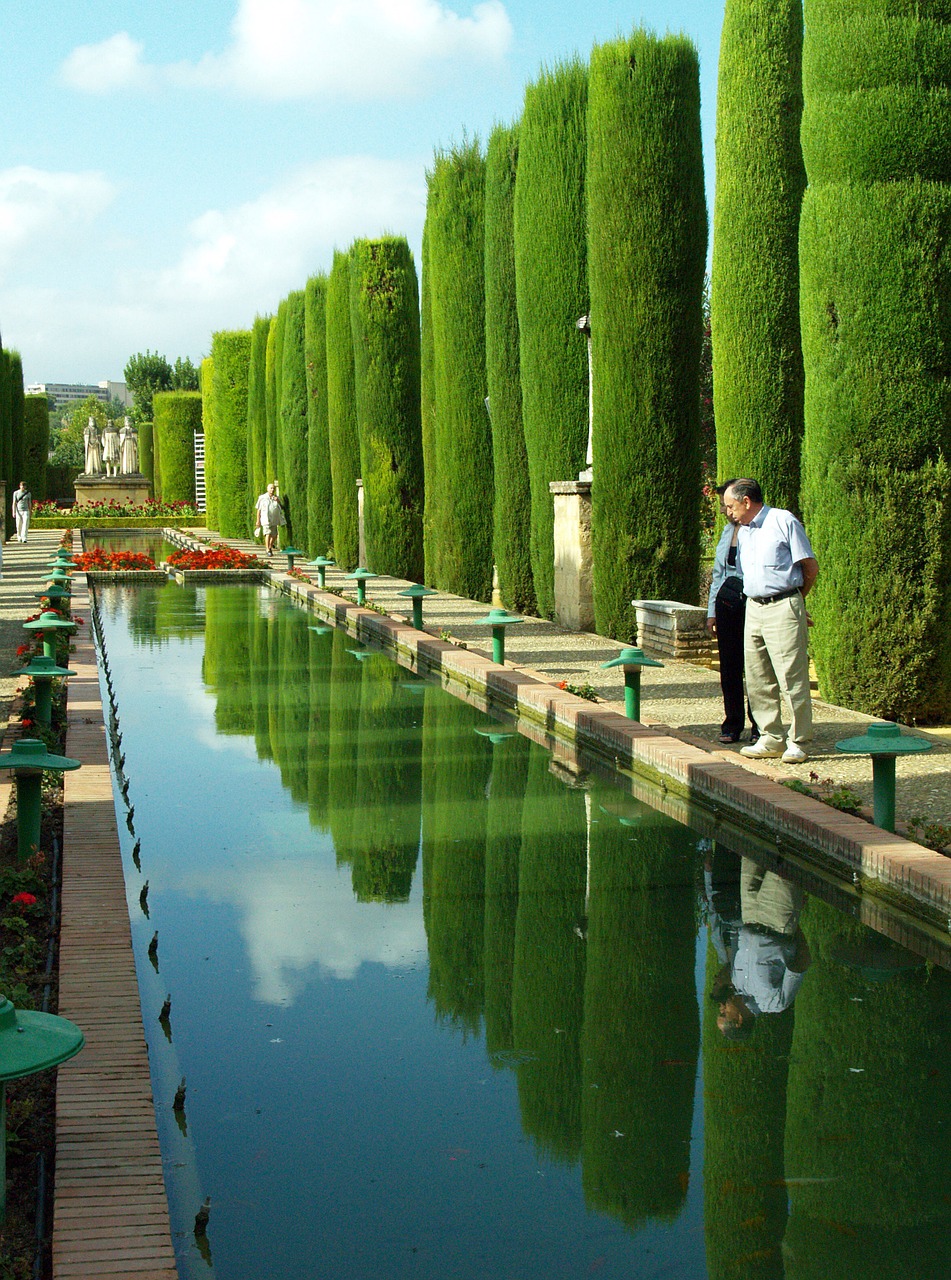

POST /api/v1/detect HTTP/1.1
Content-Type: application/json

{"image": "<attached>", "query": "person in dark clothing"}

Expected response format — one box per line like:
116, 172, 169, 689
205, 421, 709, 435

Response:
706, 481, 757, 744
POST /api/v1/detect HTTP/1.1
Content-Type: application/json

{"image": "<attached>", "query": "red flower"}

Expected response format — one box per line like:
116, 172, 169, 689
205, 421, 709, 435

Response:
21, 718, 34, 728
12, 892, 37, 909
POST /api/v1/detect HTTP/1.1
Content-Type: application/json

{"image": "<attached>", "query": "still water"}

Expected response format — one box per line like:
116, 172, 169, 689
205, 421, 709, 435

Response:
90, 582, 951, 1280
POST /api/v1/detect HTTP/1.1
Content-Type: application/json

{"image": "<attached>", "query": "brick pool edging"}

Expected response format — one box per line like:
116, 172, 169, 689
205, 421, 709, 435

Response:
276, 572, 951, 936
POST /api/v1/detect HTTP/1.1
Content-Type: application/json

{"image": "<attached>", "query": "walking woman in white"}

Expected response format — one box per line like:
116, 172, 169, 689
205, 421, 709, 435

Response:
12, 480, 32, 543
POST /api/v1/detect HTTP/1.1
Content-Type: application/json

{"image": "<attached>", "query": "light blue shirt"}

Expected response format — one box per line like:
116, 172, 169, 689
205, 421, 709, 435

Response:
707, 523, 744, 618
736, 506, 815, 600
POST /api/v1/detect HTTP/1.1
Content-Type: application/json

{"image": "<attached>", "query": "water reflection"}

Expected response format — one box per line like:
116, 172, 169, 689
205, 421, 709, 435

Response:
89, 581, 951, 1280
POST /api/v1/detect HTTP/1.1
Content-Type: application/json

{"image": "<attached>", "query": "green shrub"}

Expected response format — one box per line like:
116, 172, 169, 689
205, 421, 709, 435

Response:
588, 30, 707, 636
139, 421, 154, 491
326, 249, 361, 570
272, 299, 288, 486
425, 140, 492, 600
153, 391, 201, 503
265, 317, 278, 482
513, 60, 589, 618
246, 315, 270, 514
304, 275, 333, 558
8, 351, 24, 493
278, 290, 308, 547
485, 122, 536, 613
799, 0, 951, 721
349, 236, 424, 580
712, 0, 806, 512
199, 357, 215, 523
420, 223, 437, 582
209, 331, 252, 537
23, 394, 49, 500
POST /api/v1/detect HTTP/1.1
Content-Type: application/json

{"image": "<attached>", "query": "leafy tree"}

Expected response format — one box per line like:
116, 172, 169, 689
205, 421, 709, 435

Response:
171, 356, 199, 391
48, 395, 108, 468
124, 350, 173, 423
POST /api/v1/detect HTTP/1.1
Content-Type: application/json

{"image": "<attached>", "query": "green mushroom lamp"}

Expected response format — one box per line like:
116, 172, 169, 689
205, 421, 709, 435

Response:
308, 556, 336, 589
398, 583, 438, 631
835, 722, 931, 833
12, 655, 75, 729
473, 608, 523, 665
601, 647, 664, 722
0, 739, 81, 861
282, 546, 304, 573
346, 568, 378, 606
23, 610, 77, 664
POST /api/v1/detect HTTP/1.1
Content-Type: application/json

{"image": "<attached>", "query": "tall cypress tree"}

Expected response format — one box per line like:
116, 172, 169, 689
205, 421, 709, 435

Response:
153, 391, 201, 503
264, 317, 278, 483
485, 123, 536, 613
304, 274, 333, 558
712, 0, 806, 511
246, 315, 270, 509
8, 352, 24, 489
326, 249, 361, 570
420, 222, 438, 583
425, 140, 493, 601
349, 236, 424, 580
800, 0, 951, 722
278, 290, 308, 547
513, 61, 589, 619
200, 356, 215, 525
210, 330, 252, 537
23, 395, 49, 500
271, 299, 289, 493
587, 30, 707, 637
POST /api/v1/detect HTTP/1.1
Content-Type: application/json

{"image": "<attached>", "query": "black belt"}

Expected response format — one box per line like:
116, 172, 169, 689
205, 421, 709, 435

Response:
746, 588, 800, 605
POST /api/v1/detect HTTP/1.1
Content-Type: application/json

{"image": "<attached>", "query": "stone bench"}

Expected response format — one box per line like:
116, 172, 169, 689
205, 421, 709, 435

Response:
632, 598, 714, 659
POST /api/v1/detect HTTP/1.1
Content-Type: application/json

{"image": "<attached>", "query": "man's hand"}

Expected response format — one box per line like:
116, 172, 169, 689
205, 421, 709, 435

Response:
706, 618, 716, 635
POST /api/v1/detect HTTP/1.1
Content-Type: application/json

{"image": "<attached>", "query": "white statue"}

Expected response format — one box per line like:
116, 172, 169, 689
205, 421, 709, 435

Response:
83, 417, 103, 475
119, 417, 139, 474
102, 419, 121, 477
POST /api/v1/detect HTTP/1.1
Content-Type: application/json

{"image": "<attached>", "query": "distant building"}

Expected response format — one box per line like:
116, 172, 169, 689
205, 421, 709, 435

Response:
26, 380, 132, 409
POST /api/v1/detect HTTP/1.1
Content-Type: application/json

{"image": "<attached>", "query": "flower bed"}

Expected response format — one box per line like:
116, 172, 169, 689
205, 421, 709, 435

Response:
33, 498, 204, 520
166, 545, 263, 571
72, 548, 157, 572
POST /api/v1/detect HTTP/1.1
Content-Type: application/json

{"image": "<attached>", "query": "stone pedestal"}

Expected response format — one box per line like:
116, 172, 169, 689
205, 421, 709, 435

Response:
550, 480, 593, 632
74, 475, 151, 508
631, 599, 714, 659
356, 478, 366, 567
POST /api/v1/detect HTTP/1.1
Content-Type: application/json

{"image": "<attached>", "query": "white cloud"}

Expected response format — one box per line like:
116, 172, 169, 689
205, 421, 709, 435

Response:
58, 31, 151, 93
59, 0, 512, 101
149, 155, 426, 308
0, 167, 115, 277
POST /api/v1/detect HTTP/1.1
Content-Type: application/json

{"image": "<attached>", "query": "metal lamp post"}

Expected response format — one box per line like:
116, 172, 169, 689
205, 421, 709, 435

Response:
308, 556, 336, 589
473, 608, 523, 665
12, 655, 75, 729
835, 722, 932, 833
0, 739, 81, 861
398, 584, 438, 630
282, 546, 304, 573
23, 610, 77, 664
346, 568, 378, 606
601, 647, 664, 722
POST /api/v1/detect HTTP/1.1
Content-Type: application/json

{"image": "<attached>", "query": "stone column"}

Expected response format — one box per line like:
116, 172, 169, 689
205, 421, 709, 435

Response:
549, 479, 594, 632
356, 478, 366, 567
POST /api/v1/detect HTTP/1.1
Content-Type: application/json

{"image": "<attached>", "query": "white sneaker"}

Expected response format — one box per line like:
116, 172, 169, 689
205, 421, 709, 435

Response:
782, 744, 808, 763
740, 740, 783, 759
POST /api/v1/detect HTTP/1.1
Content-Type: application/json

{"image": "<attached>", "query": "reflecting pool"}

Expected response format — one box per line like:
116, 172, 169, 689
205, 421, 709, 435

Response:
83, 529, 181, 563
90, 582, 951, 1280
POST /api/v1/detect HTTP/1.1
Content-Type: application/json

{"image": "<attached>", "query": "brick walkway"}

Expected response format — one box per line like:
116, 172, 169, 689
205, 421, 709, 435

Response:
52, 557, 177, 1279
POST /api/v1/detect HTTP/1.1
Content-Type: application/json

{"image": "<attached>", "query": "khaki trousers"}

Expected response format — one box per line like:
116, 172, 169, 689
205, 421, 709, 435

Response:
743, 594, 813, 747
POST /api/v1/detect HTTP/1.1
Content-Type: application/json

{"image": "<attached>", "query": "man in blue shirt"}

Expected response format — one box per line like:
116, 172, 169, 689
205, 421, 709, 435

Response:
723, 479, 819, 763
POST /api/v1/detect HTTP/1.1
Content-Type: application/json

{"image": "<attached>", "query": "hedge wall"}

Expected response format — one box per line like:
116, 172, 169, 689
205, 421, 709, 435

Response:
513, 60, 589, 618
799, 0, 951, 721
712, 0, 806, 512
272, 299, 288, 484
588, 30, 707, 637
153, 391, 201, 504
246, 315, 270, 511
139, 421, 154, 491
278, 290, 308, 548
425, 141, 492, 600
265, 317, 278, 483
419, 222, 437, 582
304, 274, 333, 558
209, 330, 252, 537
199, 357, 215, 523
326, 249, 361, 570
8, 351, 24, 493
485, 123, 536, 613
23, 394, 49, 500
349, 236, 424, 580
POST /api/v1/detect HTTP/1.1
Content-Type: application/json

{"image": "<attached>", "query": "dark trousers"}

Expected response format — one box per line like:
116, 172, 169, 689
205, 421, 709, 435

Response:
715, 596, 756, 737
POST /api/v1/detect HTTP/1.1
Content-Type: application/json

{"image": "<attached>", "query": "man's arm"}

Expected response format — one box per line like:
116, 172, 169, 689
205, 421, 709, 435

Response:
798, 557, 818, 597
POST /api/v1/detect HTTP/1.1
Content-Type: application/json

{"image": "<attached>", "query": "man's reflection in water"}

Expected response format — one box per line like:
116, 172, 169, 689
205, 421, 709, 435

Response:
704, 844, 811, 1039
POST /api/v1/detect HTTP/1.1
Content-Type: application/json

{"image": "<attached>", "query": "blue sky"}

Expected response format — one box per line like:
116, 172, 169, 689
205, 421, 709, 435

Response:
0, 0, 724, 385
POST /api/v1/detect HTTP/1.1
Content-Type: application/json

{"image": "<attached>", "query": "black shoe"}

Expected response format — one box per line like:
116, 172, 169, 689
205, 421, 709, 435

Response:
718, 732, 741, 744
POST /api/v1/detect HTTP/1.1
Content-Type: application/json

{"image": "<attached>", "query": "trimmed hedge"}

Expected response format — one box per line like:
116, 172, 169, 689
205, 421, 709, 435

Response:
588, 30, 707, 637
8, 351, 24, 493
485, 123, 536, 613
712, 0, 806, 512
349, 236, 424, 580
326, 249, 361, 570
272, 299, 288, 485
278, 290, 308, 547
246, 315, 270, 513
199, 357, 215, 522
420, 222, 437, 582
799, 0, 951, 721
264, 317, 278, 482
139, 421, 154, 491
33, 516, 205, 529
23, 394, 49, 500
513, 60, 589, 618
425, 141, 492, 601
304, 275, 333, 558
209, 330, 252, 537
153, 391, 201, 503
